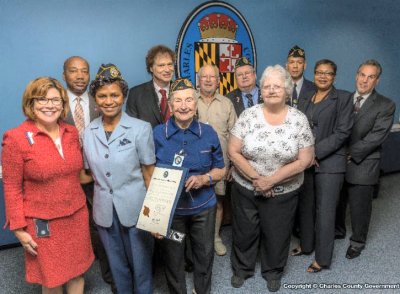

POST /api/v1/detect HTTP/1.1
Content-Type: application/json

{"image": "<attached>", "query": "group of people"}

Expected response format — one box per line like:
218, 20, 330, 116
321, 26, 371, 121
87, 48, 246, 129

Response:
1, 43, 395, 294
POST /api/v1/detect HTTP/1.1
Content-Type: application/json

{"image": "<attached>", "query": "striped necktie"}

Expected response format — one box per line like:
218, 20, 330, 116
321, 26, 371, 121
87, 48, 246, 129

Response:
74, 96, 85, 135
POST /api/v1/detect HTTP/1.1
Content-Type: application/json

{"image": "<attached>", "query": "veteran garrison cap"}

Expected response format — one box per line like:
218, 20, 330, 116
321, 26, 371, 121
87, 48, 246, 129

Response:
95, 63, 124, 80
288, 45, 306, 59
235, 56, 253, 70
170, 78, 194, 92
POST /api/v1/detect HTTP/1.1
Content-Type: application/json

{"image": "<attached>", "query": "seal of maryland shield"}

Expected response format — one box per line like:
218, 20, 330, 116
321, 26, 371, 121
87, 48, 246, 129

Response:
176, 1, 256, 95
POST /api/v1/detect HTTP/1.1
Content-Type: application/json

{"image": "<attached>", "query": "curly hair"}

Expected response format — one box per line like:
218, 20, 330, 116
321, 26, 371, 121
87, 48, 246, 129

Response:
146, 45, 176, 74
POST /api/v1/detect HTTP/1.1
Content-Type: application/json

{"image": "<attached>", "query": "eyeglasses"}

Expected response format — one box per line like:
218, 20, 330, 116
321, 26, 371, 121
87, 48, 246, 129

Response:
262, 85, 284, 92
199, 75, 218, 81
236, 71, 254, 78
315, 71, 335, 77
34, 97, 63, 106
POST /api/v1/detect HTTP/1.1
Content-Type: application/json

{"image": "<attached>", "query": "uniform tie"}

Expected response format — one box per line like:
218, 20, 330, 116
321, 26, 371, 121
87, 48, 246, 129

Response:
246, 93, 254, 108
292, 83, 298, 108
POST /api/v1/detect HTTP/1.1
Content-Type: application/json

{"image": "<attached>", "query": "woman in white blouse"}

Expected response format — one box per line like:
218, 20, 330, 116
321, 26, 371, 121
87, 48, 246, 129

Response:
228, 65, 314, 292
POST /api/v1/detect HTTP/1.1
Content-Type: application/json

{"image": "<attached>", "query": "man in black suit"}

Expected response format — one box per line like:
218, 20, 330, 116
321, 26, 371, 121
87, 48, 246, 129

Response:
339, 60, 395, 259
286, 45, 315, 108
63, 56, 115, 292
126, 45, 175, 127
226, 57, 262, 117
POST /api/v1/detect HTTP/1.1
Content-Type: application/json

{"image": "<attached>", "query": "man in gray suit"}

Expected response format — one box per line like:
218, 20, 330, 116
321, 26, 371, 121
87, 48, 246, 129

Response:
339, 60, 395, 259
63, 56, 115, 291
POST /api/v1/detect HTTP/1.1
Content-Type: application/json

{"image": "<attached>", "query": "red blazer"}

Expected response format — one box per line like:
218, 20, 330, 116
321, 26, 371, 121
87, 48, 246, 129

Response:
2, 120, 86, 230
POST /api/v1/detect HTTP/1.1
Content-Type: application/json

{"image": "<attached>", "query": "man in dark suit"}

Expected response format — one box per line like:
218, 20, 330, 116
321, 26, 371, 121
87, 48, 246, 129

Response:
126, 45, 175, 127
63, 56, 115, 292
286, 45, 315, 108
338, 59, 395, 259
226, 57, 262, 117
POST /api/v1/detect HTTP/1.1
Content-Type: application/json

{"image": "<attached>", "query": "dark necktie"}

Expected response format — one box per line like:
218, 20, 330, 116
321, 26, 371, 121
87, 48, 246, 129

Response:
354, 96, 363, 113
246, 93, 254, 108
159, 89, 170, 123
292, 83, 298, 108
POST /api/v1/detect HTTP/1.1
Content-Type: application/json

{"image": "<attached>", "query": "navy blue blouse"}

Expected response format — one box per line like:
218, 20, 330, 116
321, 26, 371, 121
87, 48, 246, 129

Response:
153, 118, 224, 215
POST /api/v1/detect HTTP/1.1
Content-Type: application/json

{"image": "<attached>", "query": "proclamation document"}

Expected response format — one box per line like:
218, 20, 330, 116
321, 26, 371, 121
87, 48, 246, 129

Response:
137, 165, 187, 236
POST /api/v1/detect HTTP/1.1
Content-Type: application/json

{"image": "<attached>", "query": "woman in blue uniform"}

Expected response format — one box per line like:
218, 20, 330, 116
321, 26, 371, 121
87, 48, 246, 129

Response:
82, 64, 155, 294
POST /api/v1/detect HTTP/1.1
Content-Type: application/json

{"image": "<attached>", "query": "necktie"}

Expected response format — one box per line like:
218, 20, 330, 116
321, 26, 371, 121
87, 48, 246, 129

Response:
292, 83, 298, 108
246, 93, 254, 108
74, 96, 85, 136
354, 96, 363, 113
159, 89, 170, 123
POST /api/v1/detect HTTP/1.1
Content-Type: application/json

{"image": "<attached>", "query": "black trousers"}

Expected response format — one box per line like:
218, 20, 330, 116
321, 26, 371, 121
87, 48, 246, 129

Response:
231, 182, 298, 281
298, 172, 344, 267
82, 183, 114, 289
337, 182, 374, 248
162, 206, 216, 294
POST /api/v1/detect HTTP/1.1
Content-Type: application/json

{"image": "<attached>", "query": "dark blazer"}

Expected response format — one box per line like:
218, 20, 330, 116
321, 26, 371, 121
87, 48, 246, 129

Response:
125, 80, 162, 128
346, 90, 395, 185
299, 78, 316, 99
298, 87, 354, 173
226, 86, 262, 116
64, 92, 98, 125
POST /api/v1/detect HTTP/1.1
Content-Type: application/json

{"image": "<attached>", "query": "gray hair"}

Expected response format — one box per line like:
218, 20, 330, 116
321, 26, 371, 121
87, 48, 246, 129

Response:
357, 59, 382, 78
260, 64, 293, 98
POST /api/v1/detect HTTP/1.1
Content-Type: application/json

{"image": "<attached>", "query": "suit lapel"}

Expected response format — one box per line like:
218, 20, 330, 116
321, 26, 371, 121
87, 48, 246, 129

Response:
88, 94, 98, 121
147, 82, 162, 124
312, 87, 338, 118
233, 89, 245, 115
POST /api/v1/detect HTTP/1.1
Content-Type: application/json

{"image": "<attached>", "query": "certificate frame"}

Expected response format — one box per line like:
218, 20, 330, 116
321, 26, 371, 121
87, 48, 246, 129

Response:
136, 164, 188, 236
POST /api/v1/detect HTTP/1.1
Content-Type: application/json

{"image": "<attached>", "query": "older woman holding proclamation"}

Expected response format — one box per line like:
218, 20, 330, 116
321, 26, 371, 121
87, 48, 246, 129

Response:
229, 65, 314, 292
153, 78, 225, 294
2, 77, 94, 293
293, 59, 353, 273
82, 64, 155, 294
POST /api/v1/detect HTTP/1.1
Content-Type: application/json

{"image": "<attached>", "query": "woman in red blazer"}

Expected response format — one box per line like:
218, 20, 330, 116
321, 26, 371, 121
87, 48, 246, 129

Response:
2, 77, 94, 293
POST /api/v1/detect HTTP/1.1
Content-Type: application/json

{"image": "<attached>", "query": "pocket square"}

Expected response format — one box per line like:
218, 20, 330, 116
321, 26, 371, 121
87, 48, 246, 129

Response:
119, 138, 132, 146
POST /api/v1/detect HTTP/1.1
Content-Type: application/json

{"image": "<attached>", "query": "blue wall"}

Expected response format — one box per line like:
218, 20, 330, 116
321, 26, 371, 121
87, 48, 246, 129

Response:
1, 0, 399, 144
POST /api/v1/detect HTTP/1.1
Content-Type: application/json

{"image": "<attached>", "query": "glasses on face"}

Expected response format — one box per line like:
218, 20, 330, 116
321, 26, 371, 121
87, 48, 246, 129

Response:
34, 97, 63, 106
236, 71, 254, 79
357, 72, 377, 80
262, 85, 284, 92
315, 71, 335, 77
199, 75, 218, 81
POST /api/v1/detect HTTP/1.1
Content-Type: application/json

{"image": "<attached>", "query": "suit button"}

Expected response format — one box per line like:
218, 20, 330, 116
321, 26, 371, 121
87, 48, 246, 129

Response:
105, 154, 109, 158
106, 172, 111, 177
109, 189, 113, 194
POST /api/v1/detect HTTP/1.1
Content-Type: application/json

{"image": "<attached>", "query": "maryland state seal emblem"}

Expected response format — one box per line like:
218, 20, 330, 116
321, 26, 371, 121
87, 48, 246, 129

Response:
176, 1, 256, 95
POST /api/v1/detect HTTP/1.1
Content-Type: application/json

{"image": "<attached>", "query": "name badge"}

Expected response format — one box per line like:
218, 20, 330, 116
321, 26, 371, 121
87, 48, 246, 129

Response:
173, 154, 184, 167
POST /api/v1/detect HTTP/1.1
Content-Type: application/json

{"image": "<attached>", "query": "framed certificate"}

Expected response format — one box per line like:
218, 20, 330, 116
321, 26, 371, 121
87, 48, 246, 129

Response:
136, 164, 188, 237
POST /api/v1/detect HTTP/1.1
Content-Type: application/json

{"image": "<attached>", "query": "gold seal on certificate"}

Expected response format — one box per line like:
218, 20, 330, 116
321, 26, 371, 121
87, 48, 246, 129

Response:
137, 165, 187, 237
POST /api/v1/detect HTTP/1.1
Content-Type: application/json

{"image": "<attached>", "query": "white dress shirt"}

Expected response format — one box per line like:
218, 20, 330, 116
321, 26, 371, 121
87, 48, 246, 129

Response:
67, 90, 91, 127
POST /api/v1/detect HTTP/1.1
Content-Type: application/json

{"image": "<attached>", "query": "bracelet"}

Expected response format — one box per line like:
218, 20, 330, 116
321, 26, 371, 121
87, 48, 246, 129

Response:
206, 173, 212, 186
